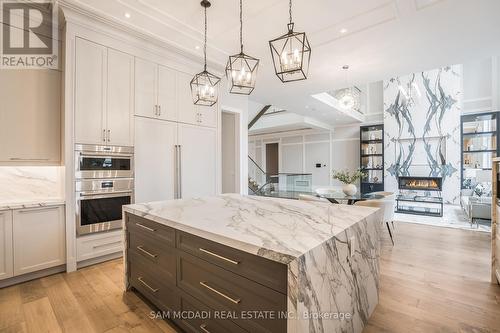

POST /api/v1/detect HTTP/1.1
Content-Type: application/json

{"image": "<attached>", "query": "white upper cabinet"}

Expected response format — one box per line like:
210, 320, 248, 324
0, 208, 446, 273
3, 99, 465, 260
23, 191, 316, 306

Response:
0, 68, 61, 165
135, 59, 177, 122
197, 104, 218, 128
157, 65, 177, 121
75, 38, 134, 146
107, 49, 134, 146
75, 38, 106, 145
0, 211, 13, 280
134, 57, 157, 119
177, 71, 198, 125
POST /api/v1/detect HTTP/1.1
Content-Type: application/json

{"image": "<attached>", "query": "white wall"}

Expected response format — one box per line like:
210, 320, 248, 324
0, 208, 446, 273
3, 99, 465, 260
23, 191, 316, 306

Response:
249, 127, 362, 189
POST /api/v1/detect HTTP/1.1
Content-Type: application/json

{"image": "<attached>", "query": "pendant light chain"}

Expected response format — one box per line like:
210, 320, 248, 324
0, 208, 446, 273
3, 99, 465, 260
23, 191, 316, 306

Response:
289, 0, 292, 24
239, 0, 243, 53
204, 4, 207, 71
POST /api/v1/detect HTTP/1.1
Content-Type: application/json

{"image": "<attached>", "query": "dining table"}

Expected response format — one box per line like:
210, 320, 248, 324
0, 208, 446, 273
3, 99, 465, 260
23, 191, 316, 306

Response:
318, 192, 385, 205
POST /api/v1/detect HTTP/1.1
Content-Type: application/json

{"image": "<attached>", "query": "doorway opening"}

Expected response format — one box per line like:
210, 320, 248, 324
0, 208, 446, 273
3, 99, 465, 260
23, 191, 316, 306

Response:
265, 142, 279, 183
221, 111, 240, 193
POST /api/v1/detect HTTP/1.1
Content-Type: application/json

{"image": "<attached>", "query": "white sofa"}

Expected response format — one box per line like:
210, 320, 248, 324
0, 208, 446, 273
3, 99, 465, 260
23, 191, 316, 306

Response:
460, 189, 491, 225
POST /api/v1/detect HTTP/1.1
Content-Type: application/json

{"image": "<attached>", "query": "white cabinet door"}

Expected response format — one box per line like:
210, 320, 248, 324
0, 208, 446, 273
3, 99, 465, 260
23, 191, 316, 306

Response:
197, 103, 218, 128
178, 124, 217, 198
157, 65, 177, 121
177, 72, 198, 125
135, 57, 157, 119
0, 211, 13, 280
107, 48, 134, 146
135, 117, 177, 203
0, 69, 61, 164
75, 38, 106, 145
13, 206, 65, 276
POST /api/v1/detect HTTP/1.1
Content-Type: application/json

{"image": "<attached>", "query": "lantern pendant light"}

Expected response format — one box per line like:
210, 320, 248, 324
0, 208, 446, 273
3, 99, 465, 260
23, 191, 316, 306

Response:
225, 0, 259, 95
190, 0, 220, 106
268, 0, 311, 83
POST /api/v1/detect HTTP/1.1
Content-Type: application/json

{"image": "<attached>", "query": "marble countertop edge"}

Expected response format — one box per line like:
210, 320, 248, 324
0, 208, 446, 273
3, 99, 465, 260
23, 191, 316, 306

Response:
0, 199, 66, 211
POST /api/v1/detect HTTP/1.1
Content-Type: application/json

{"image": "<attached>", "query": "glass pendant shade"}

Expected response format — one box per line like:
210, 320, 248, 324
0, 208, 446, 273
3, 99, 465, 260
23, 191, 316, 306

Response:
190, 70, 220, 106
226, 52, 259, 95
269, 22, 311, 83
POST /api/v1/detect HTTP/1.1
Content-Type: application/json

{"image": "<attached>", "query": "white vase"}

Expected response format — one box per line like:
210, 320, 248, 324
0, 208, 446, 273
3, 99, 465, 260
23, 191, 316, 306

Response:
342, 184, 357, 196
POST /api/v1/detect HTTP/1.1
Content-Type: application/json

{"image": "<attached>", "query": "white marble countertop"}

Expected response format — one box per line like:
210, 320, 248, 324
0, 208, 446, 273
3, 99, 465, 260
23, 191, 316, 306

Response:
123, 194, 380, 264
0, 199, 65, 211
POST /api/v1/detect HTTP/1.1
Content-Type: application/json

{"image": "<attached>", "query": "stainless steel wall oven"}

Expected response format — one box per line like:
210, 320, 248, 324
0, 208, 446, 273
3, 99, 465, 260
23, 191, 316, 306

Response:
75, 145, 134, 235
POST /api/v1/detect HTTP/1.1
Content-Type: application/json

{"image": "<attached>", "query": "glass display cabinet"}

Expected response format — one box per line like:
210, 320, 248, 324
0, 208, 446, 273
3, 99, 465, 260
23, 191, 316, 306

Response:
360, 124, 384, 194
461, 112, 499, 189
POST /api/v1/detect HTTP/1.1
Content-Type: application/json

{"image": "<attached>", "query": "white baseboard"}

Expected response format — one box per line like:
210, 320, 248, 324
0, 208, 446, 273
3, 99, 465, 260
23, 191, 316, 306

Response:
0, 265, 66, 288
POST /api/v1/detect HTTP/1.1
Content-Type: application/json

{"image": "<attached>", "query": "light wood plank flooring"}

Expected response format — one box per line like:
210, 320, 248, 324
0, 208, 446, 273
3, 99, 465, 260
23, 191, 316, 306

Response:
0, 222, 499, 333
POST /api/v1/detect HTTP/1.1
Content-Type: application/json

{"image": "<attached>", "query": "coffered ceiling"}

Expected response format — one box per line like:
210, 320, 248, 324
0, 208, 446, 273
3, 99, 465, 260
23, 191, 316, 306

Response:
62, 0, 500, 125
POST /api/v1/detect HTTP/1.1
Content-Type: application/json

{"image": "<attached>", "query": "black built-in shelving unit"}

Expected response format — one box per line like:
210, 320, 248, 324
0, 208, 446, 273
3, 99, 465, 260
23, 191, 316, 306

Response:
360, 124, 384, 194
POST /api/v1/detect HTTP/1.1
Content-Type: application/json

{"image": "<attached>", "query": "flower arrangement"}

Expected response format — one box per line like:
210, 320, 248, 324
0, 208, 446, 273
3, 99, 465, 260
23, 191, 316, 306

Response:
332, 169, 366, 184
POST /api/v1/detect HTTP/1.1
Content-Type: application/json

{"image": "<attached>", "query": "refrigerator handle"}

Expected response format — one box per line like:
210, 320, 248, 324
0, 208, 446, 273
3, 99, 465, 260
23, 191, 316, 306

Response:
178, 145, 182, 199
174, 145, 179, 199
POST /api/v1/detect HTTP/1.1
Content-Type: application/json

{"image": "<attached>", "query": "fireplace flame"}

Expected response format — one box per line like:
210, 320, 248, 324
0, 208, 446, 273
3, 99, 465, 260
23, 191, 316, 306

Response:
405, 179, 438, 189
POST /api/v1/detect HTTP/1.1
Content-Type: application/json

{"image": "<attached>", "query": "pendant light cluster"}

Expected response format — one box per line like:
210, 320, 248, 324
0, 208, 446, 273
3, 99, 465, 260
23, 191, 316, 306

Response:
190, 0, 220, 106
190, 0, 311, 105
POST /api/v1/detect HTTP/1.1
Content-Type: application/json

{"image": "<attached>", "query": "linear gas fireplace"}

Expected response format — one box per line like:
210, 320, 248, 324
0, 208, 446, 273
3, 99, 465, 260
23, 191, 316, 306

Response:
398, 176, 442, 191
396, 176, 443, 217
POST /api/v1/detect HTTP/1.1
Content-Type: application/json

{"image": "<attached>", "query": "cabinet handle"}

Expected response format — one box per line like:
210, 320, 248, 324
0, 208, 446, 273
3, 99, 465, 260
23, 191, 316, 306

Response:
9, 158, 50, 161
199, 324, 210, 333
135, 223, 155, 232
102, 129, 106, 142
107, 129, 111, 142
154, 105, 158, 116
138, 277, 159, 293
17, 206, 60, 213
137, 245, 157, 258
199, 281, 241, 304
93, 241, 122, 249
158, 105, 161, 116
199, 248, 239, 265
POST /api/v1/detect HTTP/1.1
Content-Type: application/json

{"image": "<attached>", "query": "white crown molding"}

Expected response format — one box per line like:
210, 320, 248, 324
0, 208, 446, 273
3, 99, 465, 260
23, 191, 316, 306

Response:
57, 0, 226, 72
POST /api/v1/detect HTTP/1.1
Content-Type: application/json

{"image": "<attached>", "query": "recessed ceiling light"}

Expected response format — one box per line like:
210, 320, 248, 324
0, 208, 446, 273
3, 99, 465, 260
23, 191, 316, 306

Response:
195, 45, 200, 50
340, 28, 347, 34
305, 105, 309, 109
124, 12, 131, 18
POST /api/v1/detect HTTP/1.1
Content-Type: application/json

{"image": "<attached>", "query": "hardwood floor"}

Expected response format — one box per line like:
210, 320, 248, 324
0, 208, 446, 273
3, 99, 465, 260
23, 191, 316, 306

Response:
0, 222, 499, 333
366, 222, 500, 333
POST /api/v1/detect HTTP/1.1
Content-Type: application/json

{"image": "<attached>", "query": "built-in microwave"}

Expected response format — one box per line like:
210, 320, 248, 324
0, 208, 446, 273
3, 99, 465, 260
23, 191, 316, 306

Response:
75, 144, 134, 179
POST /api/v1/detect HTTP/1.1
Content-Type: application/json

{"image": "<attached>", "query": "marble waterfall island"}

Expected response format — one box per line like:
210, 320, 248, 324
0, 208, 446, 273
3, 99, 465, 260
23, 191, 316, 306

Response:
123, 194, 382, 333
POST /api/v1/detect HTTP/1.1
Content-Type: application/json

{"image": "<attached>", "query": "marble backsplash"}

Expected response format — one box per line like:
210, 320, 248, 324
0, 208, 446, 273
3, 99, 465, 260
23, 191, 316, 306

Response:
0, 166, 64, 203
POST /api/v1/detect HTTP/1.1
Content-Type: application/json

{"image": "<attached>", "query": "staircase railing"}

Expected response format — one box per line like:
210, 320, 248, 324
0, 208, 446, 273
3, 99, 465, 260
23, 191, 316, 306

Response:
248, 105, 271, 130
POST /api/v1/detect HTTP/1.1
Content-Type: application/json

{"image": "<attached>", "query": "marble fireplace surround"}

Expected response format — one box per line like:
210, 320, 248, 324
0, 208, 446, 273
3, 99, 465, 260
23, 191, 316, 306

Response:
384, 65, 462, 204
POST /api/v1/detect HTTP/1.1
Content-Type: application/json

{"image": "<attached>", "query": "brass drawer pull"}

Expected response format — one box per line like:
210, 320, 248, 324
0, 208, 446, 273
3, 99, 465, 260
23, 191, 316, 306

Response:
138, 277, 159, 293
199, 281, 241, 304
199, 324, 210, 333
135, 223, 155, 232
137, 245, 157, 258
199, 248, 239, 265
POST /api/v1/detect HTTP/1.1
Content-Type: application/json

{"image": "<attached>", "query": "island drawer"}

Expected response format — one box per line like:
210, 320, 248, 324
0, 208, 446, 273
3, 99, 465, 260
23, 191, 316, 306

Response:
176, 231, 287, 294
177, 252, 287, 333
178, 293, 248, 333
126, 214, 175, 246
128, 232, 176, 285
129, 252, 180, 313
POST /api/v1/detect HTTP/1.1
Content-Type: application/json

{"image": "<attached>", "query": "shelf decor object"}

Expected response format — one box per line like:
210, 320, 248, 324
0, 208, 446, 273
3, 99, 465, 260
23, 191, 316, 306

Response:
268, 0, 311, 83
190, 0, 220, 106
360, 124, 385, 194
225, 0, 259, 95
461, 112, 499, 188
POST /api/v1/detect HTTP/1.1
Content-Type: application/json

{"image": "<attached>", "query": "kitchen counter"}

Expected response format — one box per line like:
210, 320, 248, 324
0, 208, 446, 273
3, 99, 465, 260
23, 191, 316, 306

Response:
0, 199, 65, 211
123, 194, 382, 333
